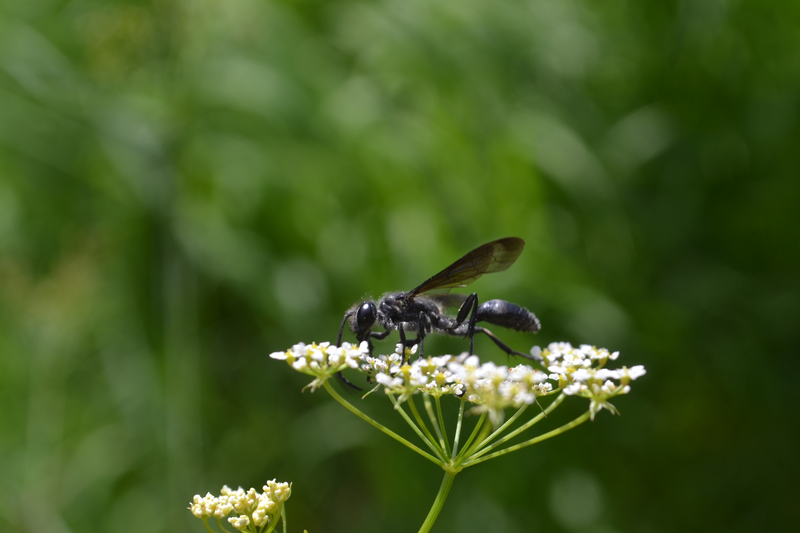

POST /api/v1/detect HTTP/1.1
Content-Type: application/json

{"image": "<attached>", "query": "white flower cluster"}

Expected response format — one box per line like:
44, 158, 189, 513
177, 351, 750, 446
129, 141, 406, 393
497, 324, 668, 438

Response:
359, 344, 464, 403
271, 340, 645, 421
447, 355, 552, 426
270, 341, 368, 391
538, 342, 646, 420
189, 480, 291, 531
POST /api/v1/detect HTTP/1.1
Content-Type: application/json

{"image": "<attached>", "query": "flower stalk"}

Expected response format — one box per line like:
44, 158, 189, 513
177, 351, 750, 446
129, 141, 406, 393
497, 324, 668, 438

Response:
418, 471, 457, 533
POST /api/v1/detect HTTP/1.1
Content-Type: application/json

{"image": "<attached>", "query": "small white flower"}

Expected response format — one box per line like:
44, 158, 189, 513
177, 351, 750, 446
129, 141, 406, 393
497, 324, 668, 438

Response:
252, 509, 270, 527
375, 373, 400, 387
530, 345, 542, 360
265, 479, 292, 503
594, 368, 618, 381
291, 343, 307, 356
309, 346, 325, 361
228, 514, 250, 530
429, 355, 452, 367
571, 368, 592, 382
601, 380, 617, 393
621, 365, 646, 380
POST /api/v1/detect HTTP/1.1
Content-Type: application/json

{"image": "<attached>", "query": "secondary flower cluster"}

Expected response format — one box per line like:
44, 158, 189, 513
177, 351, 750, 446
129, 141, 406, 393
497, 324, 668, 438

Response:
450, 354, 553, 426
269, 341, 368, 391
189, 480, 291, 532
537, 342, 647, 419
360, 345, 466, 402
271, 340, 645, 422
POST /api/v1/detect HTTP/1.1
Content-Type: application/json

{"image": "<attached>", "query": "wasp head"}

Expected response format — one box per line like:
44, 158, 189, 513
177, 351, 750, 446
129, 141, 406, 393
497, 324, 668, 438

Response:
352, 301, 377, 340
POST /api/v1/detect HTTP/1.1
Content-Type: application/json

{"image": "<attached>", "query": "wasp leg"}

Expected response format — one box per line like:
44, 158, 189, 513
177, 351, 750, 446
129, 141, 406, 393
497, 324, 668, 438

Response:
364, 329, 392, 355
416, 312, 433, 359
396, 314, 432, 363
368, 330, 392, 343
336, 372, 362, 391
452, 293, 480, 354
336, 310, 354, 347
397, 323, 414, 364
398, 323, 407, 356
474, 326, 543, 362
395, 334, 424, 364
335, 310, 362, 390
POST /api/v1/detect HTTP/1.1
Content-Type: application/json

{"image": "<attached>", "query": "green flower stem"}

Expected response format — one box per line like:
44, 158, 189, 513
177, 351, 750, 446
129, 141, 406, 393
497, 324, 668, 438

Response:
463, 410, 591, 467
434, 397, 451, 457
323, 381, 441, 465
457, 411, 487, 458
459, 419, 492, 462
406, 395, 443, 456
201, 519, 217, 533
468, 393, 567, 462
417, 471, 457, 533
281, 505, 287, 533
259, 504, 283, 533
452, 401, 466, 456
389, 394, 445, 460
423, 395, 447, 453
457, 404, 530, 463
214, 518, 233, 533
258, 509, 272, 533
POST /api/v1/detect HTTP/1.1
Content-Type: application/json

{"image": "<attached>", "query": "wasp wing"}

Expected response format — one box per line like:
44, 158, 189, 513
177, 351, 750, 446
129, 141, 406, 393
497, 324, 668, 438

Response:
420, 293, 469, 309
407, 237, 525, 297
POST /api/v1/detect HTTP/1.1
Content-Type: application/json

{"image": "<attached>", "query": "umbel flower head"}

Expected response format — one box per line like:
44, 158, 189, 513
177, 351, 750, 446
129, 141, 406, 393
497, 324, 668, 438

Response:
269, 341, 367, 391
189, 480, 291, 532
538, 342, 647, 420
271, 340, 645, 424
252, 341, 646, 533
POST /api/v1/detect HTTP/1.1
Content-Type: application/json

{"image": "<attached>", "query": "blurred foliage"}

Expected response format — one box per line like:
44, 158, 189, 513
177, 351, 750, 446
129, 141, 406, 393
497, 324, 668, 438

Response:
1, 0, 798, 532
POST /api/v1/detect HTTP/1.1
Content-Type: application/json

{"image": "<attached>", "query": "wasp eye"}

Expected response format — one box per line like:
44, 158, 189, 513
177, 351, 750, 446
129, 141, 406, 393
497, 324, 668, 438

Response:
356, 302, 377, 332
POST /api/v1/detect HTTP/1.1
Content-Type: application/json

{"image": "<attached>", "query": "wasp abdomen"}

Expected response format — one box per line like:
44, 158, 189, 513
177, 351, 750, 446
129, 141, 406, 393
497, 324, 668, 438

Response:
476, 299, 541, 333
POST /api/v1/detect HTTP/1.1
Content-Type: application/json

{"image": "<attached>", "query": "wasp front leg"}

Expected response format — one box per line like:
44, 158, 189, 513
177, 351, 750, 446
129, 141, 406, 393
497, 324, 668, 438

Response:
364, 329, 392, 356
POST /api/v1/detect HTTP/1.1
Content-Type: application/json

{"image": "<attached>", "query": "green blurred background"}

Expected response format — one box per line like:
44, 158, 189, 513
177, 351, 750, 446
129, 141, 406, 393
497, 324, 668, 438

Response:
1, 0, 798, 531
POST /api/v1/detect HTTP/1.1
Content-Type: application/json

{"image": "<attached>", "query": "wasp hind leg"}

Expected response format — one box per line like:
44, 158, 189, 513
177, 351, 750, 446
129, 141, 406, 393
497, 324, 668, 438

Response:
473, 326, 543, 362
452, 293, 480, 355
413, 312, 433, 360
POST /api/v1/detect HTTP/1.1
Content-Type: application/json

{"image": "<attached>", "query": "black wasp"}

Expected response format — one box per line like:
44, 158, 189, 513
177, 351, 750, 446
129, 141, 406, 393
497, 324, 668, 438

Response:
336, 237, 542, 364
